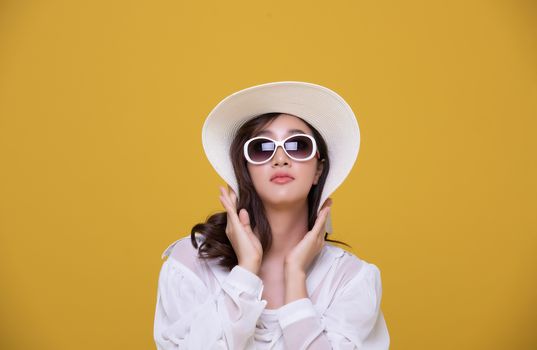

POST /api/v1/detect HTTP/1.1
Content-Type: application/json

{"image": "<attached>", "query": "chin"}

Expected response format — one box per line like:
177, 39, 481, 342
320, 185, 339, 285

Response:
259, 192, 309, 209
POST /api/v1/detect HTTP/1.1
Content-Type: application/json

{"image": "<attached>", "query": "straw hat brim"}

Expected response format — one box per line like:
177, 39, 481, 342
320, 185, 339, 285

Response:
201, 81, 360, 234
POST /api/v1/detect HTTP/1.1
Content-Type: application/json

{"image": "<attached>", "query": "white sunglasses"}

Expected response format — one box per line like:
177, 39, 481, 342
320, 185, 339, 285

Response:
243, 133, 319, 165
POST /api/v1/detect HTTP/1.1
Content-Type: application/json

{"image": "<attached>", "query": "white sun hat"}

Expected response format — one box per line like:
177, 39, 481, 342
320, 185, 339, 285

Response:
201, 81, 360, 234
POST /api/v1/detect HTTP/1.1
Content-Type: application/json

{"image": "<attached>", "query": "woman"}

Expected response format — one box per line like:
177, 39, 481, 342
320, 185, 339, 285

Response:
153, 81, 390, 349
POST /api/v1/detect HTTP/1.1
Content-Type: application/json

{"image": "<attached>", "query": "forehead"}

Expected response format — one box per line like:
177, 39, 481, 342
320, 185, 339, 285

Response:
253, 114, 313, 138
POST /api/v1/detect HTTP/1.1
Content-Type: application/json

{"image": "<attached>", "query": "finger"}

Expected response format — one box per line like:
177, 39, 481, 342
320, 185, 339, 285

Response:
238, 208, 249, 225
218, 194, 233, 216
222, 185, 237, 211
229, 188, 238, 210
311, 205, 330, 234
219, 187, 237, 217
220, 196, 246, 240
220, 186, 235, 209
219, 187, 232, 209
218, 189, 244, 230
240, 210, 256, 238
320, 198, 333, 211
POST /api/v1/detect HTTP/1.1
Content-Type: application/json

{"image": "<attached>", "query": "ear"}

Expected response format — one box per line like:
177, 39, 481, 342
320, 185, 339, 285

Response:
313, 159, 325, 185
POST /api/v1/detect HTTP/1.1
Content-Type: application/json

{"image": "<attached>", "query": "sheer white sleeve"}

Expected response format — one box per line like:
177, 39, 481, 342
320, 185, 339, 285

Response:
277, 262, 390, 350
153, 241, 267, 349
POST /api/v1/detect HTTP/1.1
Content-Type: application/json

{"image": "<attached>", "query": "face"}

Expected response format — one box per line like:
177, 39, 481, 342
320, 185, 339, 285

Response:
246, 114, 324, 210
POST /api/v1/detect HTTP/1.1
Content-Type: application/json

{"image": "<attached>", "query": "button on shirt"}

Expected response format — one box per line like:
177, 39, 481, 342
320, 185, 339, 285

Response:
153, 234, 390, 349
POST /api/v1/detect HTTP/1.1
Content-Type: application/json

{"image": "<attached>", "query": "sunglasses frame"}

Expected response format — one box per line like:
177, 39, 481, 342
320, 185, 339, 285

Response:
243, 133, 319, 165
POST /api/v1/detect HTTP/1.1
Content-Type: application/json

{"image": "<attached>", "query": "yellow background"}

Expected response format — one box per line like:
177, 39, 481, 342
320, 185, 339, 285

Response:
1, 0, 535, 349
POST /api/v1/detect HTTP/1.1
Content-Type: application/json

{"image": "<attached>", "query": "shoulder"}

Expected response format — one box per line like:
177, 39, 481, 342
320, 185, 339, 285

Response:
160, 233, 205, 271
161, 233, 204, 256
324, 243, 383, 288
157, 233, 212, 288
156, 235, 212, 301
323, 244, 384, 314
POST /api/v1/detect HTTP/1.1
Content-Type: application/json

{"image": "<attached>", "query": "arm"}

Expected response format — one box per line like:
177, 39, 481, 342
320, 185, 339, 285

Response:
153, 257, 267, 350
277, 263, 390, 350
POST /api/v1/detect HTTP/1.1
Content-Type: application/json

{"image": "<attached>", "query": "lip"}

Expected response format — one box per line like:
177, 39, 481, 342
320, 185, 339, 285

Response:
271, 176, 294, 184
270, 172, 295, 184
270, 171, 295, 181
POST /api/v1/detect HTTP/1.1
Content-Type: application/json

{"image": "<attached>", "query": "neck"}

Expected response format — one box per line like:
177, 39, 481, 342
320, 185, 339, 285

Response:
262, 200, 309, 261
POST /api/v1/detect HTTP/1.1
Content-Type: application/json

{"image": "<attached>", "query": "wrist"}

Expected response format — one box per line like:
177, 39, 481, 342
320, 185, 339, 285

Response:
239, 261, 260, 275
284, 265, 306, 280
284, 270, 308, 303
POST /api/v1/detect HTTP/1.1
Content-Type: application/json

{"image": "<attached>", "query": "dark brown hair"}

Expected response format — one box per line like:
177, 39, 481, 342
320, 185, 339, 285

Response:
190, 112, 351, 271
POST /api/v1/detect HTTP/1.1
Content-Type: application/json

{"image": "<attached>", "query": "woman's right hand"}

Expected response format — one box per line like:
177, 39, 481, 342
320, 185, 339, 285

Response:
219, 186, 263, 275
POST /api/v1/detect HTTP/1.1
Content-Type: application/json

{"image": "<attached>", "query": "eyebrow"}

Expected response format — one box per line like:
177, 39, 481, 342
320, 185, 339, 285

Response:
254, 128, 308, 137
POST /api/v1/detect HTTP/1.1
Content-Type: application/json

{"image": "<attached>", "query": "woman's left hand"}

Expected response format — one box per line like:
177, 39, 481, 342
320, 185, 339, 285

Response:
284, 198, 332, 274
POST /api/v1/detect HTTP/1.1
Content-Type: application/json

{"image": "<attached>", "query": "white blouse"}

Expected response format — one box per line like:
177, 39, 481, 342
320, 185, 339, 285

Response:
153, 234, 390, 349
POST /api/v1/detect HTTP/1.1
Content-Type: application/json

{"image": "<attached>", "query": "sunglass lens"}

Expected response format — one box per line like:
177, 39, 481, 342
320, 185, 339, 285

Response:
285, 135, 313, 159
247, 139, 275, 162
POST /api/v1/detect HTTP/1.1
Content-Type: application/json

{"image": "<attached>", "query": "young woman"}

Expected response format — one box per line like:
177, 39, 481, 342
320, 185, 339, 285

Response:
153, 81, 390, 349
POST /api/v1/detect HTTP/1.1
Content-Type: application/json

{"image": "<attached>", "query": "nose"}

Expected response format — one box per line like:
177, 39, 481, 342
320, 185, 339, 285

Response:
271, 145, 290, 166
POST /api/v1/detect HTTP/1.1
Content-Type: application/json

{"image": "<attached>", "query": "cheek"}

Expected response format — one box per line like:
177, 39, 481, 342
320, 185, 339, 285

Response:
246, 165, 266, 187
300, 165, 319, 186
297, 161, 319, 179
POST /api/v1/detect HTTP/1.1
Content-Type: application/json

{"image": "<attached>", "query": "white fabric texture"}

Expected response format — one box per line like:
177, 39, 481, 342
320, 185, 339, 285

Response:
153, 234, 390, 349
